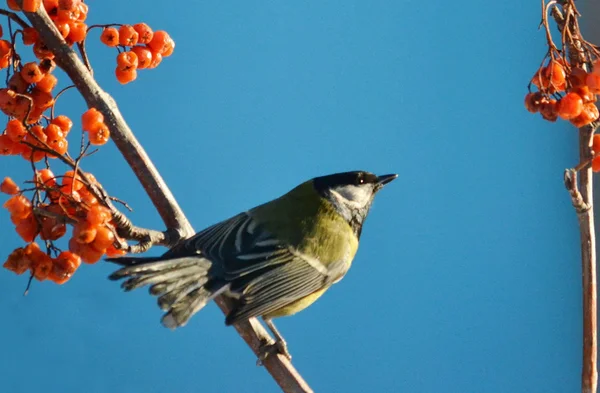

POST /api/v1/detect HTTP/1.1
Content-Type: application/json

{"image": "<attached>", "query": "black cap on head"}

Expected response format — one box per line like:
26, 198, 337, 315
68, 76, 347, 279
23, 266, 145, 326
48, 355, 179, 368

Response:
313, 171, 397, 194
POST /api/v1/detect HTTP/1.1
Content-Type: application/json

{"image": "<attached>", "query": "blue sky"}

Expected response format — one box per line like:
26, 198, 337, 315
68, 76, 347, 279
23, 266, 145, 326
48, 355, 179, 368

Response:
0, 1, 587, 392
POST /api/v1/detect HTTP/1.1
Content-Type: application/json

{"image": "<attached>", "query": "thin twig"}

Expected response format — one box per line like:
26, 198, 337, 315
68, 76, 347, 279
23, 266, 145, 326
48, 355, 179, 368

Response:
18, 3, 313, 392
0, 9, 30, 29
550, 2, 599, 391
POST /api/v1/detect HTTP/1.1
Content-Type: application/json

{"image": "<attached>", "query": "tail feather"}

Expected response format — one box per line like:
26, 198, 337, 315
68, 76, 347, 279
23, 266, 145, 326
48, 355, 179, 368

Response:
120, 265, 208, 292
107, 255, 225, 329
161, 284, 230, 329
157, 278, 208, 310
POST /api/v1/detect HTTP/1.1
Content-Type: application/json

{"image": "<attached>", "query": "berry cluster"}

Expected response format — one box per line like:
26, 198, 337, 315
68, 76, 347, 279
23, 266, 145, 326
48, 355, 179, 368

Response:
4, 243, 80, 284
10, 0, 89, 46
525, 59, 600, 127
99, 24, 175, 84
0, 1, 173, 286
2, 168, 126, 283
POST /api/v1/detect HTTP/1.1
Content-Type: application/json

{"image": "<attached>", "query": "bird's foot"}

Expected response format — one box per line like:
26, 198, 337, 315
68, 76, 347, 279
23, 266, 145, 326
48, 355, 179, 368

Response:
256, 338, 292, 366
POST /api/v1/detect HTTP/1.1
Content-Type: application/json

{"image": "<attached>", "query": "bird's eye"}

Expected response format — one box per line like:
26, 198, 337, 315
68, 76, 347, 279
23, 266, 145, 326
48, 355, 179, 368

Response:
356, 174, 364, 185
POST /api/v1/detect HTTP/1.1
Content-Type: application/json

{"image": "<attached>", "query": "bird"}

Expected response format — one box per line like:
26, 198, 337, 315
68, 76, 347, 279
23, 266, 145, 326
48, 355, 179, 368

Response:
107, 170, 397, 362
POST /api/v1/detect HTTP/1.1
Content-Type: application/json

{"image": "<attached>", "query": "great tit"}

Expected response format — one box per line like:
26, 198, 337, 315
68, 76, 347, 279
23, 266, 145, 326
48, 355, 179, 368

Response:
108, 170, 397, 361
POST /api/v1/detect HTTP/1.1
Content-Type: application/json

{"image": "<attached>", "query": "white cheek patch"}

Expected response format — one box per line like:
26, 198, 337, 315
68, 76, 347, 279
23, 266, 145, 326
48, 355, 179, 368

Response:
330, 185, 373, 209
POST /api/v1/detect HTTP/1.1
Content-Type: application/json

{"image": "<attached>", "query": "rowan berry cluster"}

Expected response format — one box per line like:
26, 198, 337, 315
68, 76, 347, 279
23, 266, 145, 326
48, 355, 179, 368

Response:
99, 24, 175, 84
0, 0, 172, 286
2, 166, 126, 282
525, 58, 600, 127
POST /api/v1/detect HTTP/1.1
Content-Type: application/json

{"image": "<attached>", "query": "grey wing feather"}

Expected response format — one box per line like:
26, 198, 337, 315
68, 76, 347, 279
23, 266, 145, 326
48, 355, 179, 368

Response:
224, 259, 327, 325
161, 212, 333, 324
170, 213, 294, 278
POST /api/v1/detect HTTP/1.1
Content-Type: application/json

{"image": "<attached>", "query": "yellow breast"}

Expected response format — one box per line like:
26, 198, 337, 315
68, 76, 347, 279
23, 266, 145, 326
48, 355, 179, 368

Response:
263, 287, 330, 319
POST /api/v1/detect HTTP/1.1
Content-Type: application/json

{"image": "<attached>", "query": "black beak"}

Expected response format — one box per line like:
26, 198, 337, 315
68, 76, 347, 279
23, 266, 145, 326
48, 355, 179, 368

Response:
376, 174, 398, 187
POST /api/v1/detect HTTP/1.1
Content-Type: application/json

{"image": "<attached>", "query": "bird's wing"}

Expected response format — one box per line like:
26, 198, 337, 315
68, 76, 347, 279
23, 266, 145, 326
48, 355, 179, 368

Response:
167, 212, 338, 323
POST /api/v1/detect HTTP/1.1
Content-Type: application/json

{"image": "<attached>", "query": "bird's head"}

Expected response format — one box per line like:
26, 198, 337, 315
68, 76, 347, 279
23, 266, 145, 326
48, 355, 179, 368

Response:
313, 171, 397, 238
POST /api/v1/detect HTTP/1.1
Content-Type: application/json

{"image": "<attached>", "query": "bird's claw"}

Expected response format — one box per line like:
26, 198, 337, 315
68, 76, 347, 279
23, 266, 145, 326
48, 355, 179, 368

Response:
256, 338, 292, 366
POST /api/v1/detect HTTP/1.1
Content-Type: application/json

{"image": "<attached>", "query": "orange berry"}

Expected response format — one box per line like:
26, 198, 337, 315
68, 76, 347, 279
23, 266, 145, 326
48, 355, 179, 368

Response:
9, 95, 34, 122
524, 92, 542, 113
44, 123, 63, 141
36, 73, 58, 93
91, 225, 115, 252
75, 1, 87, 21
133, 23, 153, 44
571, 86, 596, 104
80, 190, 97, 206
79, 243, 104, 264
22, 0, 41, 12
7, 0, 21, 11
48, 251, 80, 284
68, 236, 83, 255
31, 252, 53, 281
570, 103, 600, 128
23, 241, 42, 258
55, 22, 70, 39
81, 108, 104, 132
21, 62, 44, 84
88, 122, 110, 145
100, 27, 119, 47
26, 124, 48, 147
130, 46, 152, 69
58, 0, 78, 10
51, 115, 73, 134
48, 137, 68, 156
557, 92, 584, 120
1, 177, 19, 195
4, 194, 31, 217
148, 50, 162, 69
540, 99, 558, 122
593, 59, 600, 76
86, 204, 110, 225
105, 244, 126, 257
43, 0, 58, 13
33, 40, 54, 60
569, 67, 588, 88
34, 168, 57, 189
73, 222, 97, 244
61, 169, 83, 191
592, 134, 600, 154
67, 22, 86, 43
118, 25, 139, 46
586, 73, 600, 94
116, 51, 138, 71
3, 247, 29, 275
22, 27, 39, 45
39, 213, 66, 240
148, 30, 174, 56
0, 87, 16, 108
30, 87, 54, 110
0, 134, 15, 155
8, 73, 30, 93
0, 39, 12, 58
56, 7, 79, 23
115, 68, 137, 84
15, 215, 39, 242
0, 54, 10, 70
39, 58, 56, 74
593, 156, 600, 173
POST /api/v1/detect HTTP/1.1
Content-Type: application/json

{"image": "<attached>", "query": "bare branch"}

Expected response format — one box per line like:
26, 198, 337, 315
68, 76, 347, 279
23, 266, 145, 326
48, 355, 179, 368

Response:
17, 4, 313, 392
